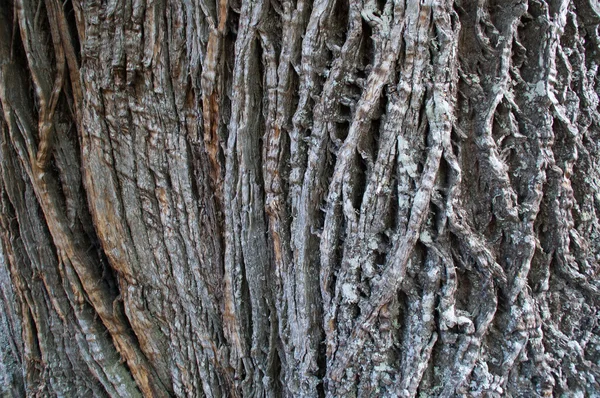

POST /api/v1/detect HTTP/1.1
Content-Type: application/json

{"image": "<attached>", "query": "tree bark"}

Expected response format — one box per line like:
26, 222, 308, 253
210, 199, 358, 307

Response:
1, 0, 600, 396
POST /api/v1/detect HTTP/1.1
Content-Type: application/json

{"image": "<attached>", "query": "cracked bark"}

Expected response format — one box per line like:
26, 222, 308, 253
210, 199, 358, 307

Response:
1, 0, 600, 396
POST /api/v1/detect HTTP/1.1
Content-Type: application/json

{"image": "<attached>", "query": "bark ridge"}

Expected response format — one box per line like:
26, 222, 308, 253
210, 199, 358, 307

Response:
1, 0, 600, 396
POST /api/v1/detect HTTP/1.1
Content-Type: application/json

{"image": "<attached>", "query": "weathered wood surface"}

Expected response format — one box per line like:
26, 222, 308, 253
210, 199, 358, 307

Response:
1, 0, 599, 396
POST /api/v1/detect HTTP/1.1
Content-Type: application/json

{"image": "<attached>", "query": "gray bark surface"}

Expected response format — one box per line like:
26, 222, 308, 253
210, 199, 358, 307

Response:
0, 0, 600, 396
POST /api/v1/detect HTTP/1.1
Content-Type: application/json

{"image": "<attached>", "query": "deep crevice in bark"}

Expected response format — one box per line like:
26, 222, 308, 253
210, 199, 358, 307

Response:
1, 0, 600, 396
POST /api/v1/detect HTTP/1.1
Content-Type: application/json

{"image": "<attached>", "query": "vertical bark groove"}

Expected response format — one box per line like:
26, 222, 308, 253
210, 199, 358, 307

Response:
1, 0, 600, 396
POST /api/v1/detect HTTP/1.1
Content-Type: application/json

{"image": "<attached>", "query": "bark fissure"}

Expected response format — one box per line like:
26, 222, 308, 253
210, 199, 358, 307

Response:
1, 0, 600, 397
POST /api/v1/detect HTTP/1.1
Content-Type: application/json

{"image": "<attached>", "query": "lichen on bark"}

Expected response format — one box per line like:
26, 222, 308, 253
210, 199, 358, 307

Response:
1, 0, 600, 397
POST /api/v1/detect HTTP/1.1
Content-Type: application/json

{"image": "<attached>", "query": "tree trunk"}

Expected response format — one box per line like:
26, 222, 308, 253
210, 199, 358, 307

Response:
1, 0, 599, 396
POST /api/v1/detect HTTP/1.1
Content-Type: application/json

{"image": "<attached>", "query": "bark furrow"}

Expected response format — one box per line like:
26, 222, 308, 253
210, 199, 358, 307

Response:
1, 0, 599, 397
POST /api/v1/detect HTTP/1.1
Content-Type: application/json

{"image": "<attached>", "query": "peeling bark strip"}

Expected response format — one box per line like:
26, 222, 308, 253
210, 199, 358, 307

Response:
1, 0, 600, 397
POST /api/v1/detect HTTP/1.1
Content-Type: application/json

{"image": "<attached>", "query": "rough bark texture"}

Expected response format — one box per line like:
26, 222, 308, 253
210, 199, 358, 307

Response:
1, 0, 600, 396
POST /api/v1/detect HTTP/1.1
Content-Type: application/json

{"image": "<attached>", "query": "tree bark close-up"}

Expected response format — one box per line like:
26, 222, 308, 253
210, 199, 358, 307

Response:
1, 0, 600, 396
